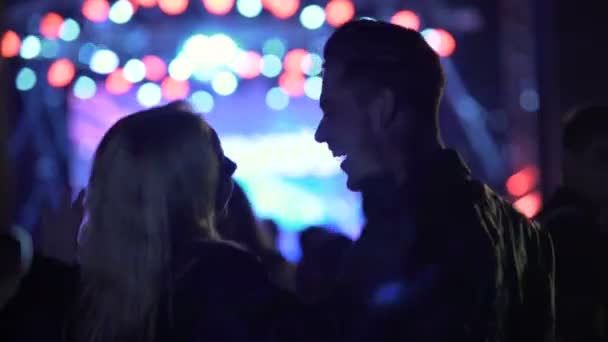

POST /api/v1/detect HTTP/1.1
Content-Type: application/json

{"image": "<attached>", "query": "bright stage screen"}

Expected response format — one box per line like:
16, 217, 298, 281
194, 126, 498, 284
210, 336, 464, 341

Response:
68, 80, 363, 260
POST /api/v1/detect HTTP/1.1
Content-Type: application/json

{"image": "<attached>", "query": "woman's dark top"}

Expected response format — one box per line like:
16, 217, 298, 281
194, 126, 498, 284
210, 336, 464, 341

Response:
0, 240, 328, 342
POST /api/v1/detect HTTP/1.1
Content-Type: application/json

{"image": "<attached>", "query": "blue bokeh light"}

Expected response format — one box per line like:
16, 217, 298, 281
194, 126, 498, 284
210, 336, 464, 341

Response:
15, 68, 37, 91
73, 76, 97, 99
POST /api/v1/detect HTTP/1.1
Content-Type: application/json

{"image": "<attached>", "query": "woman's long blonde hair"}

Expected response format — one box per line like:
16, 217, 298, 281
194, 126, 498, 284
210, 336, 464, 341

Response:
77, 103, 220, 342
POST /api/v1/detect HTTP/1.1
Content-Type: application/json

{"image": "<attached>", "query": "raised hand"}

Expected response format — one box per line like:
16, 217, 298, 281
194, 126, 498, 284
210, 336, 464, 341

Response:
38, 188, 85, 265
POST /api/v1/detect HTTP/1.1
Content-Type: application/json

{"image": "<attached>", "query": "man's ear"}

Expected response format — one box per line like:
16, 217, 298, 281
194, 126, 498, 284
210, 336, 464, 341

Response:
368, 88, 396, 136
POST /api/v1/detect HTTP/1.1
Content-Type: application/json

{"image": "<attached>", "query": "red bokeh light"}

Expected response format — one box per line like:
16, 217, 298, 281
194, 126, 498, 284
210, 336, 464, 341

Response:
133, 0, 157, 7
506, 165, 539, 197
279, 72, 305, 97
48, 59, 76, 88
390, 10, 420, 31
514, 191, 543, 219
40, 13, 64, 39
106, 69, 133, 95
283, 48, 308, 73
1, 31, 21, 58
234, 51, 262, 79
264, 0, 299, 19
161, 77, 190, 100
158, 0, 189, 15
142, 55, 167, 81
425, 28, 456, 57
325, 0, 355, 27
202, 0, 235, 15
82, 0, 111, 23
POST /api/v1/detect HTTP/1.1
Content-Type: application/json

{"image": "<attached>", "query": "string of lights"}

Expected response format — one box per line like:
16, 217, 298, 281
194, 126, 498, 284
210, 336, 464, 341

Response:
1, 0, 457, 113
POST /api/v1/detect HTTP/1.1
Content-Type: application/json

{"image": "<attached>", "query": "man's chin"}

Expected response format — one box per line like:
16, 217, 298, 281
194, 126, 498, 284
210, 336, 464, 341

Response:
346, 177, 363, 192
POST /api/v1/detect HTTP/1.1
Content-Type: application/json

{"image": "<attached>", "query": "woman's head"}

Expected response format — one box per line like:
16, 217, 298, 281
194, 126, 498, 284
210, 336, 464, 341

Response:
77, 101, 235, 341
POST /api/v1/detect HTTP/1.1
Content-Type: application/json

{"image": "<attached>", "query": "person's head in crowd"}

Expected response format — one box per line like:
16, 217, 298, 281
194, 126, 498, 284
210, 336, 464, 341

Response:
297, 226, 352, 304
260, 218, 280, 250
562, 105, 608, 205
216, 181, 271, 254
76, 101, 236, 342
315, 19, 446, 190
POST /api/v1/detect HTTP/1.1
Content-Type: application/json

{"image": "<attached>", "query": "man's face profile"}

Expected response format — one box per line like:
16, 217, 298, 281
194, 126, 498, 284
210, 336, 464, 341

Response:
315, 63, 385, 190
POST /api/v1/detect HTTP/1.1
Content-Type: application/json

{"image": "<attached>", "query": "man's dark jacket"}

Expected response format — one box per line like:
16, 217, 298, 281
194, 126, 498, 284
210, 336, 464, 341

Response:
538, 187, 607, 342
330, 150, 555, 341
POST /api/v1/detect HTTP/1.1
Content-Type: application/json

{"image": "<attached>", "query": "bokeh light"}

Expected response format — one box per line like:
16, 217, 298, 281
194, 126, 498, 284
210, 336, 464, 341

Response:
203, 0, 235, 15
300, 5, 325, 30
284, 48, 308, 73
513, 191, 542, 218
40, 13, 64, 39
212, 71, 238, 95
325, 0, 355, 27
301, 53, 322, 76
106, 68, 133, 94
261, 54, 282, 77
265, 0, 299, 19
109, 0, 135, 24
279, 72, 305, 97
78, 43, 97, 64
262, 38, 286, 58
83, 0, 111, 23
48, 58, 76, 87
41, 39, 60, 58
123, 59, 147, 83
20, 36, 42, 59
142, 55, 167, 81
133, 0, 157, 7
16, 67, 37, 91
137, 82, 162, 107
161, 77, 190, 100
90, 49, 120, 74
234, 51, 262, 79
182, 34, 239, 70
59, 19, 80, 41
190, 90, 215, 113
236, 0, 263, 18
520, 88, 540, 112
390, 10, 420, 31
304, 76, 322, 100
159, 0, 189, 15
422, 28, 456, 57
168, 57, 195, 81
1, 31, 21, 58
73, 76, 97, 99
506, 166, 539, 197
192, 68, 217, 82
265, 86, 289, 110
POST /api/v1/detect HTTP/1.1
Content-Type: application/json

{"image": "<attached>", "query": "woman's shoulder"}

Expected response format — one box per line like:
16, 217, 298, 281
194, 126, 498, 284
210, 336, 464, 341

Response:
175, 239, 270, 292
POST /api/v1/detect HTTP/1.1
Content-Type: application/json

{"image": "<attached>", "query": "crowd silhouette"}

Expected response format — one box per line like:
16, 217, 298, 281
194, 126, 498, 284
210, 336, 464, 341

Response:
1, 19, 607, 342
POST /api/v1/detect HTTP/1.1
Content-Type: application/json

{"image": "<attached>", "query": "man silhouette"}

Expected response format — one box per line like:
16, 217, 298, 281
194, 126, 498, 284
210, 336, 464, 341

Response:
315, 19, 555, 341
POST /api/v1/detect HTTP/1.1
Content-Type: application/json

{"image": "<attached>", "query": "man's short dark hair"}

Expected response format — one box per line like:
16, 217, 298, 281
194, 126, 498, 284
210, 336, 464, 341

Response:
563, 105, 608, 152
323, 19, 446, 121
